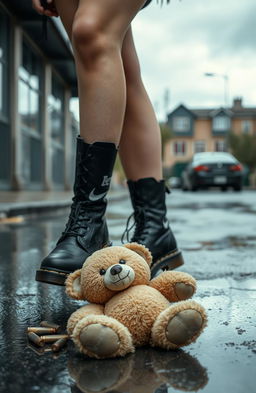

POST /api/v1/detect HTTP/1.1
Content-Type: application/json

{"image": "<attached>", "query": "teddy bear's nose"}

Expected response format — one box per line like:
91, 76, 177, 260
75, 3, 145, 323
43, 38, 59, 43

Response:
110, 265, 123, 275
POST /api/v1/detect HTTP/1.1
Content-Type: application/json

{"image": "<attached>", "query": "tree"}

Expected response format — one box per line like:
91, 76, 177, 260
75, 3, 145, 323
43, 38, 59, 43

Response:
228, 133, 256, 171
159, 122, 173, 158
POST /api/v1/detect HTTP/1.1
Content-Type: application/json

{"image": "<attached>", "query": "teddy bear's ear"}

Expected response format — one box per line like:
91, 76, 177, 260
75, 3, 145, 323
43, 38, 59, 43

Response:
123, 242, 152, 266
65, 269, 84, 300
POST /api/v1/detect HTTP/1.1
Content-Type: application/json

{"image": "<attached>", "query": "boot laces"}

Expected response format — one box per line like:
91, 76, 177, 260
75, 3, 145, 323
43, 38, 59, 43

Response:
121, 206, 150, 244
61, 200, 92, 238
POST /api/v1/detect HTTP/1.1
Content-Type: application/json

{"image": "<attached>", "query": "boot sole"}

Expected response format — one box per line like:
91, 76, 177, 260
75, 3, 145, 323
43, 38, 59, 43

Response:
151, 249, 184, 278
35, 242, 112, 286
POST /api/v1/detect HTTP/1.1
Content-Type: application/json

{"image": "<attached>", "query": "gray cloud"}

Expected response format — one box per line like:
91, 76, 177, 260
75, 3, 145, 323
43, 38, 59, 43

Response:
132, 0, 256, 119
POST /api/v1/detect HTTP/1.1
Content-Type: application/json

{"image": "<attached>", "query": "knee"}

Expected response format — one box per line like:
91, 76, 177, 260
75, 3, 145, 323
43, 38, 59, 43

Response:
72, 16, 116, 66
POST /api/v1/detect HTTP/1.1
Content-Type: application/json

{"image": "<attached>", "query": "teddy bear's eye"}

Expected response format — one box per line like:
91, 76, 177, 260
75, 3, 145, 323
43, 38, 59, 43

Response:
119, 259, 126, 264
99, 268, 106, 275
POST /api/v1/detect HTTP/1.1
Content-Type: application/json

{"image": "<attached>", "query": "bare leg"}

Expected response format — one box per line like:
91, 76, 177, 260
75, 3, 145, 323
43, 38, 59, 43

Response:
54, 0, 147, 145
119, 26, 162, 180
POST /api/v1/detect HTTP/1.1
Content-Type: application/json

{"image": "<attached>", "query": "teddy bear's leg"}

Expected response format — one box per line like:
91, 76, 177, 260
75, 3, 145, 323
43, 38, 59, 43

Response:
67, 304, 104, 335
72, 315, 135, 359
150, 271, 197, 302
151, 300, 207, 349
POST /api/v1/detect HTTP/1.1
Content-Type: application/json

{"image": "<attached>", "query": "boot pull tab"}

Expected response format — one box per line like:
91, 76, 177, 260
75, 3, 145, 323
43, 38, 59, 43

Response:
165, 184, 171, 194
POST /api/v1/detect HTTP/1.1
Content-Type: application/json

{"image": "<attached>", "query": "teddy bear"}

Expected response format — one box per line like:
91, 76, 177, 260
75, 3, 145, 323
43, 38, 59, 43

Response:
65, 243, 207, 359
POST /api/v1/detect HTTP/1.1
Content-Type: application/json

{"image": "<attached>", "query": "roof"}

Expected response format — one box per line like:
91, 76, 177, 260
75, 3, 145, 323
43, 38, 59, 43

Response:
170, 104, 256, 119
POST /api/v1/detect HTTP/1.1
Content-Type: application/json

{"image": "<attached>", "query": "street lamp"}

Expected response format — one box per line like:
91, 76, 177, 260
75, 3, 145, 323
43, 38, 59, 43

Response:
204, 72, 229, 107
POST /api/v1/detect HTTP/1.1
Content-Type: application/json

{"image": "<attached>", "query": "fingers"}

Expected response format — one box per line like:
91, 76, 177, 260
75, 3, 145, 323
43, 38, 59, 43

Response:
32, 0, 59, 17
32, 0, 45, 15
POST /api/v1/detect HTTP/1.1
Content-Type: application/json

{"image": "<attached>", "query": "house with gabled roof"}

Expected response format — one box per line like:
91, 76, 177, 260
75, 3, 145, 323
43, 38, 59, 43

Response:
163, 97, 256, 175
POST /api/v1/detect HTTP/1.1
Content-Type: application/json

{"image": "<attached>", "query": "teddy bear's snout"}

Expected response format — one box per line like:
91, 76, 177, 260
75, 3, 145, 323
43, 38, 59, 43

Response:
104, 264, 135, 291
110, 265, 123, 275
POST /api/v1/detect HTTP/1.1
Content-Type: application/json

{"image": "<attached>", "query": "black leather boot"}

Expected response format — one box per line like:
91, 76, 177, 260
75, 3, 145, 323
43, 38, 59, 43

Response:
36, 136, 118, 285
122, 177, 184, 278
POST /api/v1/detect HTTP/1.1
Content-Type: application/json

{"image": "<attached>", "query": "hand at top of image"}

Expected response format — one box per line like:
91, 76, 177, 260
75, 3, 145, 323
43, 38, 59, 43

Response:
32, 0, 59, 17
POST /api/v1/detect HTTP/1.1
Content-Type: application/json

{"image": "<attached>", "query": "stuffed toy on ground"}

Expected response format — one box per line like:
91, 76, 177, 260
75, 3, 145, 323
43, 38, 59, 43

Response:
66, 243, 207, 358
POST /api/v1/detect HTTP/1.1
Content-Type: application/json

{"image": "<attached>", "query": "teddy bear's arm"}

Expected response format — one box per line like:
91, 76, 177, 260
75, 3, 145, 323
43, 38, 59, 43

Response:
149, 271, 196, 302
67, 304, 104, 335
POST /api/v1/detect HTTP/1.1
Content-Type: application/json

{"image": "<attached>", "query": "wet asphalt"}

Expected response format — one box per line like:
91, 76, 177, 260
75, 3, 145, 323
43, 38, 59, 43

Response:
0, 189, 255, 393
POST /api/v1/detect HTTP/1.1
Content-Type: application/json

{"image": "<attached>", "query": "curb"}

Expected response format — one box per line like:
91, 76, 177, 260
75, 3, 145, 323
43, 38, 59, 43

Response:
0, 190, 128, 220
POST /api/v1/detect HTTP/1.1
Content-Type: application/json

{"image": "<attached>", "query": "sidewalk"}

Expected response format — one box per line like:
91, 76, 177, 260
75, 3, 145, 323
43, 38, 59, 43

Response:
0, 188, 127, 219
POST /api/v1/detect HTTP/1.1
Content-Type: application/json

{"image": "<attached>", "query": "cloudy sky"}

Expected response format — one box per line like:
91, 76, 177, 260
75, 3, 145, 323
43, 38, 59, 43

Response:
71, 0, 256, 121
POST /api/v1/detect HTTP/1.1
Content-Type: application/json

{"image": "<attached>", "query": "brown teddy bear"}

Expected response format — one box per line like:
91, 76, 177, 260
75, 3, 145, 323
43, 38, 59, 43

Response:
66, 243, 207, 359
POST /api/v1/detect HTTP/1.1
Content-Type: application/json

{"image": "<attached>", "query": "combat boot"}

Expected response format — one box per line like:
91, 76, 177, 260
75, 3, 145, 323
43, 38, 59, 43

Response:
122, 177, 184, 277
36, 136, 117, 285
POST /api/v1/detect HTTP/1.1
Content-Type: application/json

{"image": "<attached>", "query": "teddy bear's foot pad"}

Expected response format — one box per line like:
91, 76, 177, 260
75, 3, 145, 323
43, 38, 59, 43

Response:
166, 310, 203, 345
73, 315, 134, 358
151, 301, 207, 349
80, 324, 120, 357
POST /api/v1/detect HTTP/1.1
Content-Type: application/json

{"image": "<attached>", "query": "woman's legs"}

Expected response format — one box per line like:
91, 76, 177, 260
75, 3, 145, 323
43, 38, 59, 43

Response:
53, 1, 162, 176
55, 0, 147, 144
36, 0, 149, 285
119, 27, 184, 274
119, 26, 162, 180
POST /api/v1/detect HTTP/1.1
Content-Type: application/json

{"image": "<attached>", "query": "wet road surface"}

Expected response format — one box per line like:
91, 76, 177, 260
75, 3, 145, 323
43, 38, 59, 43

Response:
0, 189, 255, 393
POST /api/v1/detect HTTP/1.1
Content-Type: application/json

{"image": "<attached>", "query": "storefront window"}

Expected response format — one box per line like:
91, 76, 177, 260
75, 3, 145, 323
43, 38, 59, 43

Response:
49, 75, 65, 145
18, 41, 42, 134
50, 73, 65, 186
18, 39, 43, 187
0, 10, 9, 119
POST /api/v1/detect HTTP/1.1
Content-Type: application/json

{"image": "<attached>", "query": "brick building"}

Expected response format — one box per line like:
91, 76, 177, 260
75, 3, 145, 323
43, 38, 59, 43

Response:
163, 97, 256, 176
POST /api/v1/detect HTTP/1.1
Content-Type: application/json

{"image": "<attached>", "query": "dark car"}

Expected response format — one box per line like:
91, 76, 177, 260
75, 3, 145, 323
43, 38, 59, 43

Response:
181, 152, 243, 192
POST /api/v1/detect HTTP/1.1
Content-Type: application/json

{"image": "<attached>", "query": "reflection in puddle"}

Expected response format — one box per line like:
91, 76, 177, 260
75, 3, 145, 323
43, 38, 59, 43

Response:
68, 348, 208, 393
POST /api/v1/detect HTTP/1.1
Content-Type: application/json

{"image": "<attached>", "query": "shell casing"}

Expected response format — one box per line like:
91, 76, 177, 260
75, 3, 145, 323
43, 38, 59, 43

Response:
28, 332, 44, 347
40, 321, 60, 331
40, 334, 69, 343
43, 347, 53, 353
52, 337, 68, 352
27, 327, 56, 334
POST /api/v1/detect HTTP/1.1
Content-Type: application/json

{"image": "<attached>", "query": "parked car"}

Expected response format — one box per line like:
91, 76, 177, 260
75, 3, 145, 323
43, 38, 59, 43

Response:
167, 176, 182, 189
181, 152, 243, 192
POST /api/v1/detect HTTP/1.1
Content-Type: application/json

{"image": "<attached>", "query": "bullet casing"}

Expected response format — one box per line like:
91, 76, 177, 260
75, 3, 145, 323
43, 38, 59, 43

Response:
27, 327, 56, 334
40, 334, 69, 343
52, 337, 68, 352
40, 321, 60, 331
28, 332, 44, 347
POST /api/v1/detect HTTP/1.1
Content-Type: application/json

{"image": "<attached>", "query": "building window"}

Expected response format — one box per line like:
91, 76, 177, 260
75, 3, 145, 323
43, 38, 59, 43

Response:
194, 140, 205, 153
173, 116, 190, 132
0, 10, 10, 120
18, 40, 43, 187
19, 41, 42, 135
49, 75, 65, 145
213, 116, 230, 131
50, 73, 65, 186
215, 140, 227, 152
241, 120, 252, 134
173, 141, 187, 156
0, 8, 11, 188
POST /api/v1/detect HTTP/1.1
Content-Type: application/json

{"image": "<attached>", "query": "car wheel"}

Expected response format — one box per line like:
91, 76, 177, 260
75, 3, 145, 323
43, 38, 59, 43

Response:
221, 186, 227, 192
233, 185, 242, 192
